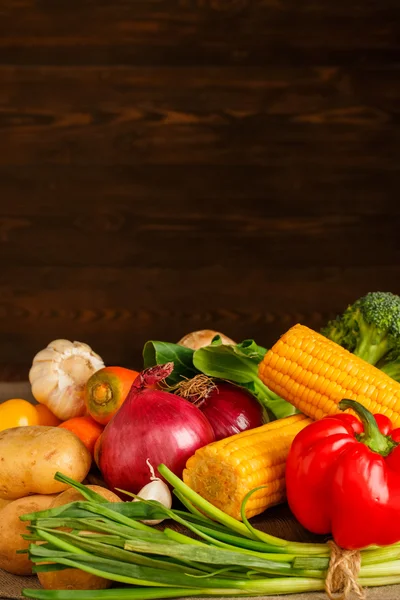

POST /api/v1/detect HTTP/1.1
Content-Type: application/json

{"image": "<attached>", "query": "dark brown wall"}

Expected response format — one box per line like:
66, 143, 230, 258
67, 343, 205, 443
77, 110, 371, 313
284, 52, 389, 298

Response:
0, 0, 399, 378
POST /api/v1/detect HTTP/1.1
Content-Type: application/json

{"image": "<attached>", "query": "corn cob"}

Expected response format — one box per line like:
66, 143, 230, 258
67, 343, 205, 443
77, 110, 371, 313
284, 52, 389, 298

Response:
259, 323, 400, 427
183, 413, 312, 520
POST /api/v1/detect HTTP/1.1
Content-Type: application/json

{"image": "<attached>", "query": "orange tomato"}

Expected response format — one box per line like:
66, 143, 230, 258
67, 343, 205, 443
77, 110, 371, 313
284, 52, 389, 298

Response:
0, 399, 39, 432
59, 416, 104, 457
35, 404, 62, 427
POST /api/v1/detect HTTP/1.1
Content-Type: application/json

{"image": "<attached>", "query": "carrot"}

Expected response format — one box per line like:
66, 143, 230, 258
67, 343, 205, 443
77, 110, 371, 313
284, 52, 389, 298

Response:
85, 366, 139, 425
59, 416, 104, 457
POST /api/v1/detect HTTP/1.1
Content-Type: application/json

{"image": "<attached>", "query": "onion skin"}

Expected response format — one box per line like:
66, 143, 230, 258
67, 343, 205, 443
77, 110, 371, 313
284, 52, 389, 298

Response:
198, 383, 265, 441
97, 363, 215, 494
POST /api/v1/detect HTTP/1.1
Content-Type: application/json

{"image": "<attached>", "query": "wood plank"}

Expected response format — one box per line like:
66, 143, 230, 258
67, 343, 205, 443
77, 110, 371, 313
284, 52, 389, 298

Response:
0, 266, 399, 369
1, 166, 400, 216
0, 66, 398, 166
2, 123, 397, 166
0, 208, 399, 268
0, 1, 397, 379
4, 265, 396, 314
0, 1, 398, 66
1, 66, 399, 115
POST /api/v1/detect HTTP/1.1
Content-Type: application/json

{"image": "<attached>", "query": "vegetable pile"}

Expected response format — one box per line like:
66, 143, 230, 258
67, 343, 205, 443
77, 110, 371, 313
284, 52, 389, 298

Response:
2, 293, 400, 600
96, 363, 215, 495
143, 337, 296, 419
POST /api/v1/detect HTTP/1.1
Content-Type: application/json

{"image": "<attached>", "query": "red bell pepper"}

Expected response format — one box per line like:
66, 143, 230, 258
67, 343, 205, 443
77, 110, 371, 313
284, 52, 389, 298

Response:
286, 399, 400, 550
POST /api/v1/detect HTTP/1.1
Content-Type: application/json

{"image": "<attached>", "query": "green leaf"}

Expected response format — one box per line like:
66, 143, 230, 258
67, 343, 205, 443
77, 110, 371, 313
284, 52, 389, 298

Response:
141, 338, 265, 385
193, 345, 258, 384
235, 340, 267, 363
193, 344, 296, 419
142, 341, 198, 385
142, 337, 295, 420
210, 335, 223, 346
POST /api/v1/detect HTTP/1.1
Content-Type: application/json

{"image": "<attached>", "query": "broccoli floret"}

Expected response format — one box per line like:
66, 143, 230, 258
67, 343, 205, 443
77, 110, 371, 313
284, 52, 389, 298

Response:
376, 346, 400, 383
321, 315, 357, 351
321, 292, 400, 367
378, 349, 400, 383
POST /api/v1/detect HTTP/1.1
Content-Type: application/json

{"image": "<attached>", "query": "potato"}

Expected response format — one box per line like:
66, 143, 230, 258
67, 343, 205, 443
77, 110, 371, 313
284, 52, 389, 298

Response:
0, 498, 11, 510
38, 485, 121, 590
39, 569, 113, 591
0, 426, 92, 500
50, 485, 121, 507
0, 494, 57, 575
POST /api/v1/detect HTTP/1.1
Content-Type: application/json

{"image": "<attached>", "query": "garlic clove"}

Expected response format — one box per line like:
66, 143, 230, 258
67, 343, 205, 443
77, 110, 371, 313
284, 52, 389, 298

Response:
29, 363, 58, 383
135, 479, 172, 526
137, 479, 172, 505
75, 341, 101, 357
30, 348, 60, 365
31, 376, 58, 403
48, 384, 81, 420
48, 339, 76, 353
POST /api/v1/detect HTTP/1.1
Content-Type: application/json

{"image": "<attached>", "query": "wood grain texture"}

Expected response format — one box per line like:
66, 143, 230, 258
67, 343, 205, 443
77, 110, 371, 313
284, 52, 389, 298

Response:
0, 0, 398, 377
1, 264, 399, 373
0, 1, 398, 66
0, 66, 399, 166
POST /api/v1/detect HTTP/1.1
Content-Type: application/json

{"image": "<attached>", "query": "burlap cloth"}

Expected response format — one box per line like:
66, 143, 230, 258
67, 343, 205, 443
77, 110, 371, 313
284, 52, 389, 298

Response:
1, 385, 400, 599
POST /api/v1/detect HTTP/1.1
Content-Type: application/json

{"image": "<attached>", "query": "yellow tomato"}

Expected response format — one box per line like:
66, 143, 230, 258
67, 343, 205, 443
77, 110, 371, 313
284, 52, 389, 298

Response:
35, 403, 62, 426
0, 399, 39, 432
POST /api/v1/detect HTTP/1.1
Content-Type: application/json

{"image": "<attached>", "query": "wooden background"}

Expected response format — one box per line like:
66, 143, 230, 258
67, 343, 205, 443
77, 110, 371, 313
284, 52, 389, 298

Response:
0, 0, 399, 378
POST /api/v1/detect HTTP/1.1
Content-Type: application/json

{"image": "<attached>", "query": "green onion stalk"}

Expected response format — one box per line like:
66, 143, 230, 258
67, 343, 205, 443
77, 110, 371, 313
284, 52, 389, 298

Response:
20, 467, 400, 600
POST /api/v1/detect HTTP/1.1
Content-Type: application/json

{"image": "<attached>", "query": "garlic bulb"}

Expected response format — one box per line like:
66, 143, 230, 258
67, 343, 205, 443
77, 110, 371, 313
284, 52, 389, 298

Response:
134, 459, 172, 525
177, 329, 236, 350
29, 339, 104, 420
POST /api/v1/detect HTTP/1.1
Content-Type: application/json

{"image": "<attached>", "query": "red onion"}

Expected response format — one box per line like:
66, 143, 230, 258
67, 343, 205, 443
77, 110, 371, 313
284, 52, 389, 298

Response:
97, 363, 215, 494
176, 377, 265, 441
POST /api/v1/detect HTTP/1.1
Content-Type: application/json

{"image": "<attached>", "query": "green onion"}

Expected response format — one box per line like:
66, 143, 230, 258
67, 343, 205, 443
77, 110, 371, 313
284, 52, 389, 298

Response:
21, 467, 400, 600
158, 465, 285, 546
157, 464, 328, 556
361, 544, 400, 565
22, 591, 216, 600
123, 538, 295, 576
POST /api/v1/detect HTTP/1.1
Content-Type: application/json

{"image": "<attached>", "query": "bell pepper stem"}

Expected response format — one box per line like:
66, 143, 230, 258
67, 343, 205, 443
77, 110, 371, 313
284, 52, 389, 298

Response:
338, 399, 396, 456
